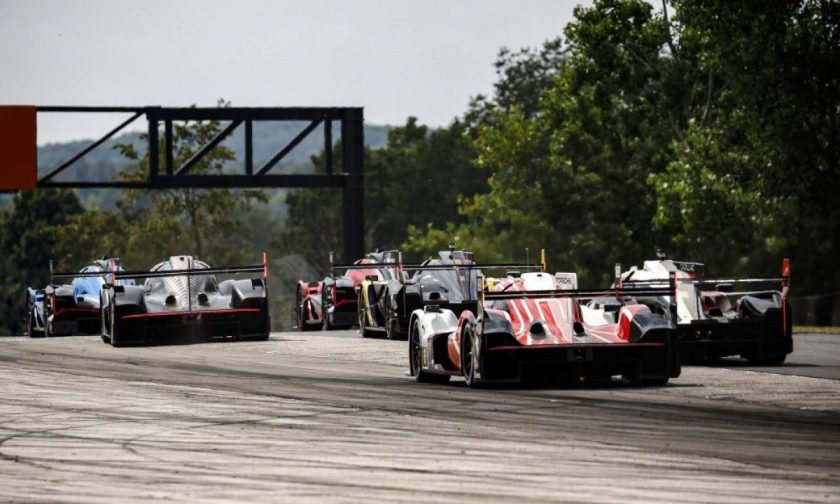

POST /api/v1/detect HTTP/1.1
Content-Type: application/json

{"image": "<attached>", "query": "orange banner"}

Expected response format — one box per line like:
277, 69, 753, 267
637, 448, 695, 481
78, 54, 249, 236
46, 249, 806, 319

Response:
0, 105, 37, 190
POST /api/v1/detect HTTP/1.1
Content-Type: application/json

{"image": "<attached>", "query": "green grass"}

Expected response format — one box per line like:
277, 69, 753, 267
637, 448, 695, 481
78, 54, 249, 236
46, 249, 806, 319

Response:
793, 325, 840, 334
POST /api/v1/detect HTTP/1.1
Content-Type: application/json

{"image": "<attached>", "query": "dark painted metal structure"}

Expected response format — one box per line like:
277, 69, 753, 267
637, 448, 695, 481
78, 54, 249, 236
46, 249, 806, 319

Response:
35, 106, 365, 260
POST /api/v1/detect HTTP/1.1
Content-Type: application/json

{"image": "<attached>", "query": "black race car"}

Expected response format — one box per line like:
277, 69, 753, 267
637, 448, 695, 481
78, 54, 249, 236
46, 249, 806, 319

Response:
356, 246, 543, 340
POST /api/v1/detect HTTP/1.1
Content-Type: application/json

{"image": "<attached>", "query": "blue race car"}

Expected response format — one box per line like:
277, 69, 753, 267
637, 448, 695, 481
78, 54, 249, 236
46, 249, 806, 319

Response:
26, 258, 134, 337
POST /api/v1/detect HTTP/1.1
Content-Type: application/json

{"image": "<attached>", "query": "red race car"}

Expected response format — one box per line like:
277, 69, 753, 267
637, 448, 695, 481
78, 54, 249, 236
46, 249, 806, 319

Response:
408, 270, 681, 386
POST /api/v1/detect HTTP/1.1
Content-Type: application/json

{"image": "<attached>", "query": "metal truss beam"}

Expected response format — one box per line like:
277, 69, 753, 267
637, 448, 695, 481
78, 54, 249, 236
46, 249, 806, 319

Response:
33, 105, 365, 259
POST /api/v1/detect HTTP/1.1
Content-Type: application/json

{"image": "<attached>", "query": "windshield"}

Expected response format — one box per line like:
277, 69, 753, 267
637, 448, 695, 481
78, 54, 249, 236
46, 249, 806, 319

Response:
413, 260, 481, 302
71, 264, 133, 297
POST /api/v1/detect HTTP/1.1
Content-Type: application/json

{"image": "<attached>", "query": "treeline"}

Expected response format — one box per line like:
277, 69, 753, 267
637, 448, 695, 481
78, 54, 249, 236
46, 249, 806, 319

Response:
284, 0, 840, 294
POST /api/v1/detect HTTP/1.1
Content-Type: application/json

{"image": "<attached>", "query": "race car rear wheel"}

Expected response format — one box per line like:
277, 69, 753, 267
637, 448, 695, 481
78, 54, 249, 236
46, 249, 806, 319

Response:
298, 300, 319, 332
109, 294, 124, 347
100, 292, 111, 343
385, 301, 403, 340
622, 364, 669, 387
409, 321, 450, 384
26, 307, 41, 338
461, 326, 482, 388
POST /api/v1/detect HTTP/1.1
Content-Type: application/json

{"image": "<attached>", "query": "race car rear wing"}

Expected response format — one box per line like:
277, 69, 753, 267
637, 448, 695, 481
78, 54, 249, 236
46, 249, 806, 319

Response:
478, 273, 679, 321
480, 277, 677, 300
617, 258, 790, 331
328, 250, 403, 275
109, 253, 269, 283
679, 258, 790, 332
50, 253, 268, 284
329, 250, 547, 283
618, 258, 789, 293
49, 258, 122, 283
399, 248, 549, 274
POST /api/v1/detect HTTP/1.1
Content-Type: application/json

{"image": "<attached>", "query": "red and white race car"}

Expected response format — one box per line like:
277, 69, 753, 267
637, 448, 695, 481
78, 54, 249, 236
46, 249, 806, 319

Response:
408, 270, 680, 386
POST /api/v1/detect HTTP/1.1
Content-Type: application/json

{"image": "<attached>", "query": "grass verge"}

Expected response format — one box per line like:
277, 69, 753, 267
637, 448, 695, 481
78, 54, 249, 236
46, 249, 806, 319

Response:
794, 325, 840, 334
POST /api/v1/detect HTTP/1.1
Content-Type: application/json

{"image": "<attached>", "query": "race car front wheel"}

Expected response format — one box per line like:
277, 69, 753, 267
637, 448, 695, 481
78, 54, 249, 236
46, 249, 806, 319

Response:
409, 321, 449, 384
461, 326, 482, 388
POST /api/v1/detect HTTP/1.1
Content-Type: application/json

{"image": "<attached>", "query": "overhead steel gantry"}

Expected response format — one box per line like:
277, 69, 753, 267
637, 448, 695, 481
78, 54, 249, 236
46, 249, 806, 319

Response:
10, 106, 365, 260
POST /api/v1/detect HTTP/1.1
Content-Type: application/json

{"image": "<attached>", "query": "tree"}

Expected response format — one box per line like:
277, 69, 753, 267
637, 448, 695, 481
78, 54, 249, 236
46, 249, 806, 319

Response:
0, 190, 83, 334
652, 0, 840, 290
408, 0, 680, 283
52, 110, 269, 270
274, 116, 480, 271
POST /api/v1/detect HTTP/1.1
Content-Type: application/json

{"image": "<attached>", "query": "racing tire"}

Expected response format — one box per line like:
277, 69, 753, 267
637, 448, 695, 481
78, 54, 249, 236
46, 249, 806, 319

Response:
746, 353, 787, 366
409, 321, 450, 384
100, 292, 111, 343
385, 302, 403, 340
622, 366, 669, 387
26, 308, 43, 338
298, 300, 317, 332
461, 326, 482, 388
109, 295, 125, 348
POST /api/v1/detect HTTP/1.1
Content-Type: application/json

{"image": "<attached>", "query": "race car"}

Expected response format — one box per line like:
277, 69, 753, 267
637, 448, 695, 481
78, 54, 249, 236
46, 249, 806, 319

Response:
355, 250, 415, 339
355, 248, 480, 340
358, 247, 548, 340
294, 252, 393, 331
100, 254, 270, 346
26, 258, 133, 337
616, 256, 792, 364
408, 269, 680, 386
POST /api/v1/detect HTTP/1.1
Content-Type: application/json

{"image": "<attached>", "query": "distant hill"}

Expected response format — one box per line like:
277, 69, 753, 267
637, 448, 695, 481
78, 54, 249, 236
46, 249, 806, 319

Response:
0, 122, 391, 212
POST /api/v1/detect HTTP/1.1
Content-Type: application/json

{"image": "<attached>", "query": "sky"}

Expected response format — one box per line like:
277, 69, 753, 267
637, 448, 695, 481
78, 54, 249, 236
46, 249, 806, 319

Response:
0, 0, 586, 145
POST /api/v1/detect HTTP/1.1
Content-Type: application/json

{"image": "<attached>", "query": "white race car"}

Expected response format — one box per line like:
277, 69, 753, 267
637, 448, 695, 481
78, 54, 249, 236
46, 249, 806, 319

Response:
616, 256, 791, 364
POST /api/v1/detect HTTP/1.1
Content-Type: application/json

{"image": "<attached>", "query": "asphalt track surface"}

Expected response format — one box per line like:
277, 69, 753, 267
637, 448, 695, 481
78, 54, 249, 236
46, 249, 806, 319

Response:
0, 331, 838, 503
716, 333, 840, 380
